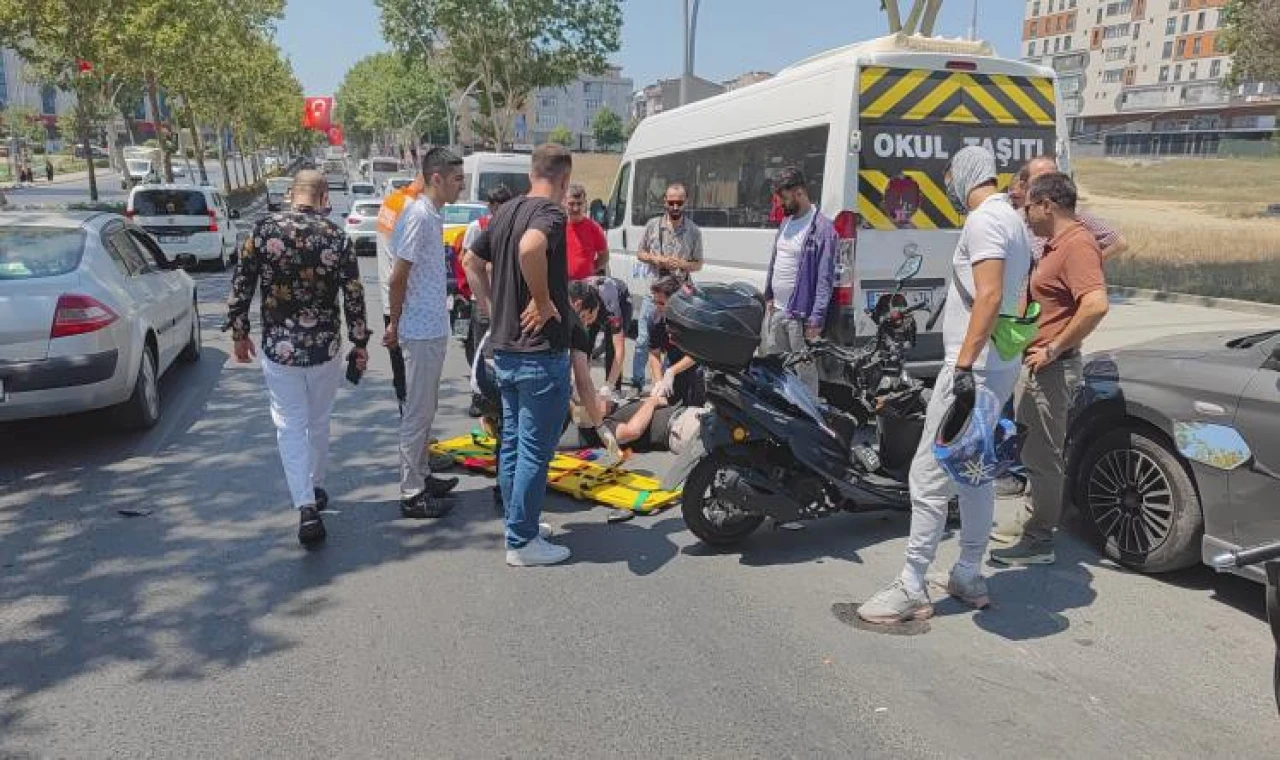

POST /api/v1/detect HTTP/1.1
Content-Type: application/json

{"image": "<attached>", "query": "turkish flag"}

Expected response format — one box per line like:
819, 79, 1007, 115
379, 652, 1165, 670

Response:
327, 125, 344, 146
302, 96, 332, 132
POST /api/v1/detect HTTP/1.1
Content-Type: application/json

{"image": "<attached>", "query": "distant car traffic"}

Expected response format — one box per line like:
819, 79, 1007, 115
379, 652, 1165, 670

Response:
344, 199, 381, 257
348, 181, 377, 200
266, 177, 293, 211
440, 202, 487, 250
382, 176, 414, 196
126, 185, 240, 271
1068, 329, 1280, 581
324, 159, 348, 191
0, 211, 201, 429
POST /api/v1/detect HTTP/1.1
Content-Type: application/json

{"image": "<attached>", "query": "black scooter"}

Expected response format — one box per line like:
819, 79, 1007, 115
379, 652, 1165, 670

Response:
665, 254, 936, 546
1211, 541, 1280, 714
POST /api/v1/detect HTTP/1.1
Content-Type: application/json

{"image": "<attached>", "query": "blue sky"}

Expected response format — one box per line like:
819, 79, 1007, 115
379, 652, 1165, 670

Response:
276, 0, 1025, 96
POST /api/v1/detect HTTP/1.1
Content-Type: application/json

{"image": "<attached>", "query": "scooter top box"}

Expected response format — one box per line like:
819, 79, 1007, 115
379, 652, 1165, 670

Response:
667, 281, 765, 370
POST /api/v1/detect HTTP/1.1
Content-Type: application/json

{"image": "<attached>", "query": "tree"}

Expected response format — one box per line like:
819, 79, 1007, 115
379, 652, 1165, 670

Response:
1220, 0, 1280, 86
376, 0, 622, 148
335, 52, 448, 158
591, 107, 623, 151
548, 125, 573, 147
624, 116, 641, 140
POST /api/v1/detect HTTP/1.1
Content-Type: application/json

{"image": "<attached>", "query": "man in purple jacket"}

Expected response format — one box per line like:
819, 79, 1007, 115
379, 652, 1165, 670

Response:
762, 167, 838, 394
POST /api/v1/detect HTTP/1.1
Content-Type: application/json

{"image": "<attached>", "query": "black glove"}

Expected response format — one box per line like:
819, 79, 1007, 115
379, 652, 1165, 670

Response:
952, 366, 976, 409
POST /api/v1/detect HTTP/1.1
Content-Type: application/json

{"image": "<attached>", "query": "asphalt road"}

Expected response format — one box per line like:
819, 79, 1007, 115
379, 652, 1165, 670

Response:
2, 192, 1279, 756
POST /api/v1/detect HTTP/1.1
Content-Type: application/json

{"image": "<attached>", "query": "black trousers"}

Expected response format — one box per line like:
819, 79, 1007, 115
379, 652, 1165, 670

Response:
383, 314, 406, 403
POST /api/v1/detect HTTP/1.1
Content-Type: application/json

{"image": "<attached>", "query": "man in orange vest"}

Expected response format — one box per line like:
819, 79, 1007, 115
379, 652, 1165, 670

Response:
376, 174, 424, 412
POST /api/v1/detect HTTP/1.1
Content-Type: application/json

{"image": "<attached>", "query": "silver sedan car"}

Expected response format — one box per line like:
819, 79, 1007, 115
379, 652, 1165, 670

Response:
0, 211, 200, 429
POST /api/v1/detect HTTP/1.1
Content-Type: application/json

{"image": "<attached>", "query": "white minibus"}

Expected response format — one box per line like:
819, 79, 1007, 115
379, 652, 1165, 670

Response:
598, 33, 1068, 385
462, 152, 532, 202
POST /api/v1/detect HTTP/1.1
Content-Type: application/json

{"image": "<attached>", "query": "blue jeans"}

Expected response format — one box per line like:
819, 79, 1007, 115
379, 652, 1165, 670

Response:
494, 350, 571, 548
630, 295, 655, 387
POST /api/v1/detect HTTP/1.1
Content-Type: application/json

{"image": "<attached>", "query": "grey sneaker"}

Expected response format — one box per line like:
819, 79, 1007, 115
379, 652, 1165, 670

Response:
930, 570, 990, 609
990, 536, 1056, 566
856, 580, 933, 624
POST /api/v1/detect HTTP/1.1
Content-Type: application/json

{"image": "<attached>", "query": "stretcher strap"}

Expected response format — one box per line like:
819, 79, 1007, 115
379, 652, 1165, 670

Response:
631, 490, 651, 511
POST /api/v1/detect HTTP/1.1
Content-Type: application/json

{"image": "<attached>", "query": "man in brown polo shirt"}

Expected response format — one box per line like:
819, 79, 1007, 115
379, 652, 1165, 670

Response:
990, 172, 1110, 566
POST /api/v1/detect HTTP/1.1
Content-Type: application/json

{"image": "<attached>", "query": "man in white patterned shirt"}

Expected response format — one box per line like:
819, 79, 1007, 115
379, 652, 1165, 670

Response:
385, 147, 466, 518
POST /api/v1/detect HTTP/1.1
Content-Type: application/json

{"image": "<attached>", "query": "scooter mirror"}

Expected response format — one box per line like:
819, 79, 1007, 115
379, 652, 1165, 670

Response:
894, 253, 923, 283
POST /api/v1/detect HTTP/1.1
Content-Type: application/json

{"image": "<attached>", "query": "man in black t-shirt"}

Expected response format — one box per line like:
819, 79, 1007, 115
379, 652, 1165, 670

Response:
463, 143, 577, 568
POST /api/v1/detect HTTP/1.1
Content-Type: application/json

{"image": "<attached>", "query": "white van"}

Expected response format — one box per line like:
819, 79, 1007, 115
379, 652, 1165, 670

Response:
126, 184, 240, 271
368, 155, 403, 190
461, 152, 531, 203
599, 34, 1068, 382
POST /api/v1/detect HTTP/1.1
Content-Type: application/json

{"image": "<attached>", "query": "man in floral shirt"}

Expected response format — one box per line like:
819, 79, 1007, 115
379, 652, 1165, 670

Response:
225, 169, 370, 546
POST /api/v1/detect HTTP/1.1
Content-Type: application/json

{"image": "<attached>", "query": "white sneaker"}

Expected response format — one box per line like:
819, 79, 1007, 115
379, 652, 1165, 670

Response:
506, 536, 571, 567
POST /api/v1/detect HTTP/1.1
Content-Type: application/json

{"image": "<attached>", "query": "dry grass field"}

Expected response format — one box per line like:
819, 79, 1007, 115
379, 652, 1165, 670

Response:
568, 151, 1280, 303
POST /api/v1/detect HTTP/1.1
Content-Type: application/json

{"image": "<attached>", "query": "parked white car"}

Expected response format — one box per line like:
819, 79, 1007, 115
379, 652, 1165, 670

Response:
126, 185, 240, 271
0, 211, 200, 428
344, 199, 381, 257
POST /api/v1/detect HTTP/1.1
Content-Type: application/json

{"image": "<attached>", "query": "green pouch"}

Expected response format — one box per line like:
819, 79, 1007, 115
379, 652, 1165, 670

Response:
991, 301, 1041, 361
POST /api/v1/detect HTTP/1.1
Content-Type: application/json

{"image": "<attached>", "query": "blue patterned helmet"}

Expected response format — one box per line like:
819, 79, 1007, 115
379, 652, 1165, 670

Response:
933, 385, 1021, 487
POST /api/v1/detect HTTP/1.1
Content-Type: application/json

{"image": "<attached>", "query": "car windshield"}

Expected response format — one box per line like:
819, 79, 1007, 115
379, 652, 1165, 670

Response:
389, 178, 411, 190
352, 202, 381, 217
126, 159, 151, 174
351, 183, 375, 194
1227, 329, 1280, 348
0, 227, 86, 280
267, 179, 292, 192
372, 160, 400, 173
441, 204, 486, 225
132, 190, 209, 216
478, 171, 531, 197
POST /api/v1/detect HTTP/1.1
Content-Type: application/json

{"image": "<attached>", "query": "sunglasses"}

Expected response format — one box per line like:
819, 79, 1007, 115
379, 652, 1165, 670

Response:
665, 200, 686, 207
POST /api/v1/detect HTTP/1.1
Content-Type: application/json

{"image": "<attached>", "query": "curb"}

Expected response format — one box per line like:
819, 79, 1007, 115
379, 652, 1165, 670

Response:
1108, 285, 1280, 318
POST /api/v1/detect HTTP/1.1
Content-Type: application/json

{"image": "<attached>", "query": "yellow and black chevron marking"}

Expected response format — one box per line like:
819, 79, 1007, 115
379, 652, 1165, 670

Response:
860, 66, 1056, 127
858, 170, 1015, 231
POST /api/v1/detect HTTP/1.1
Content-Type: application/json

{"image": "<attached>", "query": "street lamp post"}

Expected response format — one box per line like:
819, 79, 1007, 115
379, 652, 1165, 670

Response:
679, 0, 702, 107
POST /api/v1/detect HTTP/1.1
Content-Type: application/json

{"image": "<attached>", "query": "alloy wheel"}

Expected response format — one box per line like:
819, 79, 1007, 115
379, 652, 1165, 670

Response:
1086, 448, 1175, 556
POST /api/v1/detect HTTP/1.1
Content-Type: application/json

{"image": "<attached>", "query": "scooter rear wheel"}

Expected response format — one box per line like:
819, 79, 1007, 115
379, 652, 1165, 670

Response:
681, 452, 765, 547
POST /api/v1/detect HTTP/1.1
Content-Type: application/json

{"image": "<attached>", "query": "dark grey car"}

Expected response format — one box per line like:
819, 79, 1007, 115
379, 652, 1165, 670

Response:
1067, 328, 1280, 582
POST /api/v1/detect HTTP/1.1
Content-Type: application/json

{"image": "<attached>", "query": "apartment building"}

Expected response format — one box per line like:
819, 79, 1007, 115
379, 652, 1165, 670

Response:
1, 48, 78, 145
529, 66, 633, 151
1022, 0, 1278, 156
631, 71, 776, 122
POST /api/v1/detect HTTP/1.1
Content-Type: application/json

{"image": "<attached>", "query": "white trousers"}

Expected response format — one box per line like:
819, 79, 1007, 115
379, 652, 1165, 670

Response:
400, 337, 449, 498
899, 362, 1020, 592
261, 356, 343, 509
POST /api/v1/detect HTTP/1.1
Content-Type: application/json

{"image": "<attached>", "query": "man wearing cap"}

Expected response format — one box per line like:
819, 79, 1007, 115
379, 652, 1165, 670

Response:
857, 146, 1032, 624
762, 166, 838, 394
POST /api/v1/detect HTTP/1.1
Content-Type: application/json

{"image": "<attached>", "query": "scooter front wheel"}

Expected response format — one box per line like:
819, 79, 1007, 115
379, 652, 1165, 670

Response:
681, 452, 765, 547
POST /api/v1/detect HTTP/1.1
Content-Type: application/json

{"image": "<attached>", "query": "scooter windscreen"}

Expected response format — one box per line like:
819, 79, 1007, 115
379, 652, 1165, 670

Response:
772, 368, 839, 440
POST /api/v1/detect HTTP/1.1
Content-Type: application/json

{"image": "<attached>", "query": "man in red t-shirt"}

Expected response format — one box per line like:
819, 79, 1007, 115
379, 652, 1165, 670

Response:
564, 183, 609, 280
